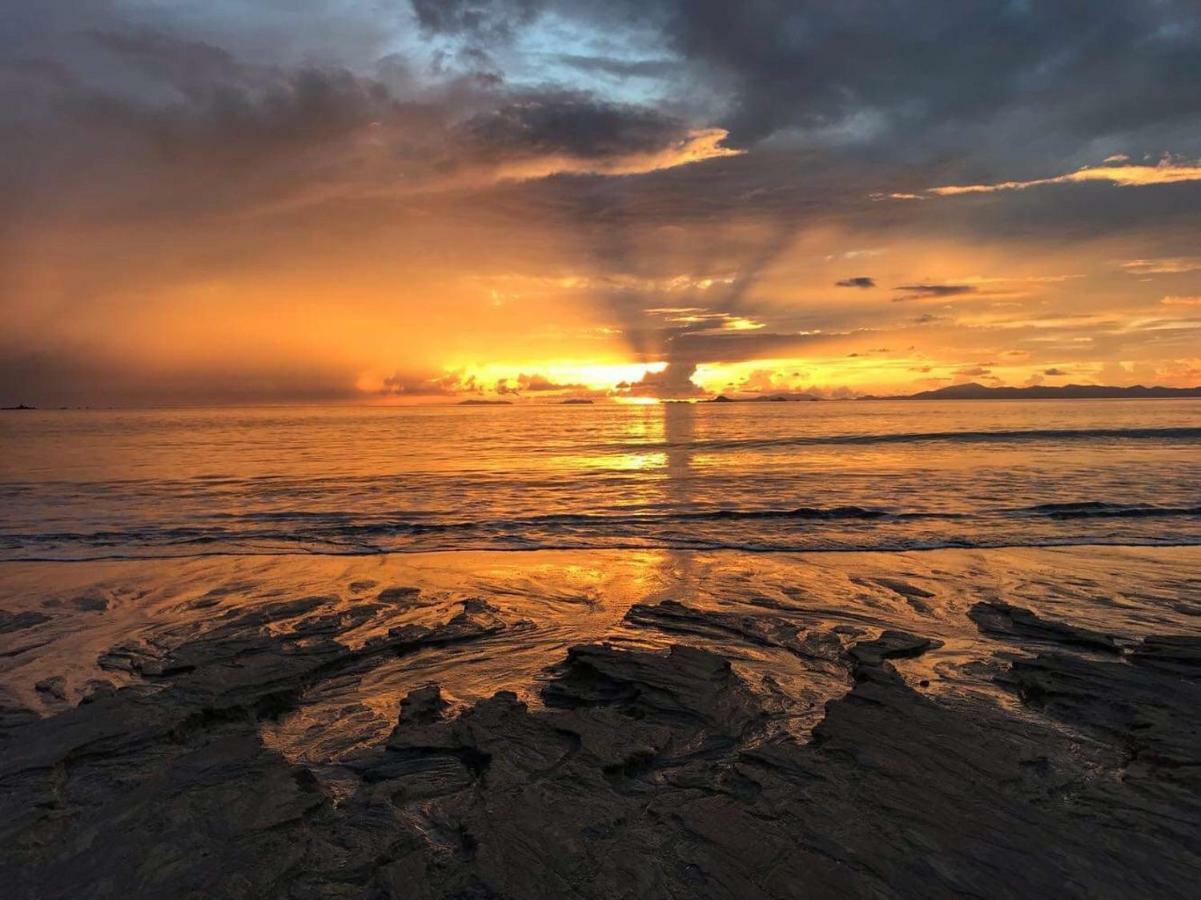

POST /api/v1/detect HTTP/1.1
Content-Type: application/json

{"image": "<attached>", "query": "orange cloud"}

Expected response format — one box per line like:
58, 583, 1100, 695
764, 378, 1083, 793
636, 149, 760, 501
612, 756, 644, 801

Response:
907, 156, 1201, 198
1123, 258, 1201, 275
489, 129, 743, 182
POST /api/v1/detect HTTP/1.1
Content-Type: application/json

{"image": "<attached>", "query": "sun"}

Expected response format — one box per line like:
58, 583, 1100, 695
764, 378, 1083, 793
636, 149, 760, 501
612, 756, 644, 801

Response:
613, 396, 661, 405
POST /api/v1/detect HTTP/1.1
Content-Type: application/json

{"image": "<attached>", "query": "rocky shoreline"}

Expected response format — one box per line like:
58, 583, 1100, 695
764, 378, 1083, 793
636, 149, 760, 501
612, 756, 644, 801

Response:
2, 570, 1200, 898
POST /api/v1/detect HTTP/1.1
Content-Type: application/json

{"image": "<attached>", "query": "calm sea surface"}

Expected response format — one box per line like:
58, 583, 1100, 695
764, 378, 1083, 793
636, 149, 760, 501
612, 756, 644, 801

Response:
3, 400, 1200, 560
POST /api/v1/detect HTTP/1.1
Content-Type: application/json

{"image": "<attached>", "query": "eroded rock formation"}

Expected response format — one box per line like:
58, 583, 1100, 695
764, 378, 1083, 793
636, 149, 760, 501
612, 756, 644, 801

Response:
1, 595, 1199, 897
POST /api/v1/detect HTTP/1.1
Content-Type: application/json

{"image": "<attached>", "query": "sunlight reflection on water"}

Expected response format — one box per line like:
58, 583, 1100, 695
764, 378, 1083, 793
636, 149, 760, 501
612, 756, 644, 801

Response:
2, 399, 1200, 559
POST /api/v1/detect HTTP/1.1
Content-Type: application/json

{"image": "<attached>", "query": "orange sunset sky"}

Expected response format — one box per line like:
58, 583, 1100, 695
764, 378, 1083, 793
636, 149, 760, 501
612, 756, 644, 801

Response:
3, 1, 1201, 405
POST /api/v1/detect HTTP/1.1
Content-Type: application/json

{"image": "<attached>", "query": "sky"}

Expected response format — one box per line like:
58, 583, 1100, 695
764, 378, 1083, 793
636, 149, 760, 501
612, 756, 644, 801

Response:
3, 0, 1201, 405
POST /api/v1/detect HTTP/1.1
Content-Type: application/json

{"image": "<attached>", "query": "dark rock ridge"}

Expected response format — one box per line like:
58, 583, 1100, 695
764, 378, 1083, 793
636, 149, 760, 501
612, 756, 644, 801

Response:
1, 594, 1199, 897
968, 600, 1123, 653
974, 600, 1201, 771
625, 599, 851, 665
0, 609, 52, 634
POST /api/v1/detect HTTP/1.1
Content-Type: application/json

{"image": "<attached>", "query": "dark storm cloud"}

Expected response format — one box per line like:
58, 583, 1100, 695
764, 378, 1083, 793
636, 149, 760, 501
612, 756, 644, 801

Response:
411, 0, 543, 43
80, 53, 401, 159
555, 55, 682, 81
905, 178, 1201, 244
416, 0, 1201, 231
3, 30, 418, 218
595, 0, 1201, 154
1, 22, 722, 229
836, 277, 876, 289
9, 2, 1201, 203
457, 92, 690, 161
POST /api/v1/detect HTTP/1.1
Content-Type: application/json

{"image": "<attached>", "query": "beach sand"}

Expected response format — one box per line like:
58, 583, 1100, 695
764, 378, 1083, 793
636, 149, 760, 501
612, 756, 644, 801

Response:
2, 546, 1200, 896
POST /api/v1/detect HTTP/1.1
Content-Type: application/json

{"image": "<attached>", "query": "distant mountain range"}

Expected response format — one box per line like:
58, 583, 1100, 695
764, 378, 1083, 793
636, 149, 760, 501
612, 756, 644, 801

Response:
875, 382, 1201, 400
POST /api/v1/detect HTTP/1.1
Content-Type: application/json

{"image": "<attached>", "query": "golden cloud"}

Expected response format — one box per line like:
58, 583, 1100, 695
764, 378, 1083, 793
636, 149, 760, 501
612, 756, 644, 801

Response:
489, 129, 743, 182
897, 156, 1201, 199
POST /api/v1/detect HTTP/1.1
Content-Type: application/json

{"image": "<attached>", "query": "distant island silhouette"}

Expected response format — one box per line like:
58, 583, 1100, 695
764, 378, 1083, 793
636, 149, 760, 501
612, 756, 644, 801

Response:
458, 399, 513, 406
710, 393, 821, 403
704, 383, 1201, 403
1, 403, 37, 410
873, 382, 1201, 400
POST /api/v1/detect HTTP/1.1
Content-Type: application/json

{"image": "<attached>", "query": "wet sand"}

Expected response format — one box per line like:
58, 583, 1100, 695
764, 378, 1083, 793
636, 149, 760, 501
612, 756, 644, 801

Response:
2, 546, 1200, 896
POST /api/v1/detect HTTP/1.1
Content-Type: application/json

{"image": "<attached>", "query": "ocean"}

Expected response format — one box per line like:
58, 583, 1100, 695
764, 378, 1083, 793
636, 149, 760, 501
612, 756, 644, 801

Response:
3, 399, 1200, 560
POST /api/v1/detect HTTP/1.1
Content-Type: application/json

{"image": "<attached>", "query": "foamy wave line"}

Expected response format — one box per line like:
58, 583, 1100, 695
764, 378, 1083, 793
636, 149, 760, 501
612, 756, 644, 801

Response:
597, 426, 1201, 453
3, 501, 1199, 553
1022, 501, 1201, 519
5, 535, 1201, 563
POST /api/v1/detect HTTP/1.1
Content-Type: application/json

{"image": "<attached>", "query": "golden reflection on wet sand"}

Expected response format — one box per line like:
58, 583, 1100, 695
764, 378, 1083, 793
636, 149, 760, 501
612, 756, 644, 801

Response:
2, 544, 1198, 763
